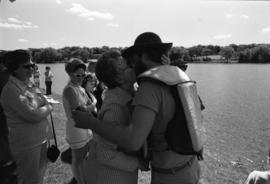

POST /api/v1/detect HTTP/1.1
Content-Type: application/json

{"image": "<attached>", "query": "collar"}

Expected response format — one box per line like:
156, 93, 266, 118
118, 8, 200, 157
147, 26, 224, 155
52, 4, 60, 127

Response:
9, 75, 32, 91
138, 65, 191, 85
68, 81, 80, 87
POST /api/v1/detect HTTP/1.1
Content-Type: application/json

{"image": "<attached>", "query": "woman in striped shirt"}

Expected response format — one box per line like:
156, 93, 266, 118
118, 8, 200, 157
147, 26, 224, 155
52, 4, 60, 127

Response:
90, 50, 140, 184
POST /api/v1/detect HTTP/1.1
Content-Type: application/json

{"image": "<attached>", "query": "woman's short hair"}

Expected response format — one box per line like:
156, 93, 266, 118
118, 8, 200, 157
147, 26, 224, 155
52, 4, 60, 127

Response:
95, 51, 122, 89
65, 58, 86, 75
81, 73, 98, 89
5, 49, 31, 73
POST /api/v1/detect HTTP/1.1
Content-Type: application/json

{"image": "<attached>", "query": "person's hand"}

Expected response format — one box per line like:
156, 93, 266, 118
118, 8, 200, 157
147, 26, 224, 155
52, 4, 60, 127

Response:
48, 104, 53, 112
85, 103, 97, 113
72, 109, 93, 129
161, 54, 171, 65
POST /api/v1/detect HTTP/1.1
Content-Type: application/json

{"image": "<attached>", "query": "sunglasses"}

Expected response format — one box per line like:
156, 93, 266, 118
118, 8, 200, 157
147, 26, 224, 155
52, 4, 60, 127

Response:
74, 74, 86, 78
23, 64, 35, 70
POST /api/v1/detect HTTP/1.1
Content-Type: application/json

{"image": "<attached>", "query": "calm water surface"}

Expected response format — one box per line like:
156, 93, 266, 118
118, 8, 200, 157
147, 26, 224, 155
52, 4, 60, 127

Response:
188, 64, 270, 183
39, 63, 270, 183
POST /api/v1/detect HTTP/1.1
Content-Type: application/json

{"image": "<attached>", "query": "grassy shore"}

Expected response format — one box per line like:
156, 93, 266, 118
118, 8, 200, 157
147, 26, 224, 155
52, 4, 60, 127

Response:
44, 94, 72, 184
44, 93, 260, 184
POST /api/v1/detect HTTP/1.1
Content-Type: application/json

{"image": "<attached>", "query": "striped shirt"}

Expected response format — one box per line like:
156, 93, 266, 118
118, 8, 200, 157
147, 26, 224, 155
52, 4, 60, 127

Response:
95, 87, 138, 184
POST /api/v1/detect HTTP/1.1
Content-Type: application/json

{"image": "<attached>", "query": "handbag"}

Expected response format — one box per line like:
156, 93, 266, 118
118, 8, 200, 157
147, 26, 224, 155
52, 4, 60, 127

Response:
60, 147, 72, 164
47, 112, 60, 163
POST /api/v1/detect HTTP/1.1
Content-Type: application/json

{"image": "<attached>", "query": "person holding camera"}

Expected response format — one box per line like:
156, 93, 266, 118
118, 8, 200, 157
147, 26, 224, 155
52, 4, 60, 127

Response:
0, 50, 53, 184
62, 58, 96, 184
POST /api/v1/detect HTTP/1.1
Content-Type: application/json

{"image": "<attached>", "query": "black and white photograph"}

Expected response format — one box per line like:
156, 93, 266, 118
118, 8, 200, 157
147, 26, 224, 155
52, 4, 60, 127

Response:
1, 0, 270, 184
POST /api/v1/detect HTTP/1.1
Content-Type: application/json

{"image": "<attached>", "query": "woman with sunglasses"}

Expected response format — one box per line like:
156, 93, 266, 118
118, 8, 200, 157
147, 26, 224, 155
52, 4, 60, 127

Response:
0, 49, 53, 184
62, 58, 95, 184
81, 73, 98, 115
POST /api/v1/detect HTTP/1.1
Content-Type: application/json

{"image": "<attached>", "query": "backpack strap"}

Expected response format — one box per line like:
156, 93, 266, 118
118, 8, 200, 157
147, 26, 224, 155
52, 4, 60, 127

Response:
138, 76, 204, 160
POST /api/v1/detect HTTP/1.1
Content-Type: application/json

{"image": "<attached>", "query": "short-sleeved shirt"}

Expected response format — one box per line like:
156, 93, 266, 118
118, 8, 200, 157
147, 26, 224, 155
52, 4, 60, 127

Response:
45, 71, 53, 82
132, 80, 194, 169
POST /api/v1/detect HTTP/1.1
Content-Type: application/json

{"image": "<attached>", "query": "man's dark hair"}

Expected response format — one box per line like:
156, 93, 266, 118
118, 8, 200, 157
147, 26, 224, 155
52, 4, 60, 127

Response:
4, 50, 31, 74
95, 51, 122, 89
139, 48, 168, 64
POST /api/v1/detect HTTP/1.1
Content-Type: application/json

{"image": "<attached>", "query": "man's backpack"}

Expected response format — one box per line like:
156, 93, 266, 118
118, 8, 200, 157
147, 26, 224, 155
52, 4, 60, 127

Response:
138, 65, 205, 160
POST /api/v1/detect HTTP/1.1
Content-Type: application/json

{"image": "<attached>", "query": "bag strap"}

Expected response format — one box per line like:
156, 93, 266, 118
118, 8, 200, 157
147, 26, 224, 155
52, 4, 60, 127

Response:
49, 112, 58, 147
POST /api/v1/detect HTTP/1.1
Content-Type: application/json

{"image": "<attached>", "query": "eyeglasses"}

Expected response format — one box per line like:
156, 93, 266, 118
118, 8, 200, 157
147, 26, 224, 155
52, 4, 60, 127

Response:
74, 74, 86, 78
23, 64, 35, 70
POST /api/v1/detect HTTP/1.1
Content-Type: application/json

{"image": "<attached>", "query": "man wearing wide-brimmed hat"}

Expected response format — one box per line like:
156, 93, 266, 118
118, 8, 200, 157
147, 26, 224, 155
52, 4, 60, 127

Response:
73, 32, 201, 184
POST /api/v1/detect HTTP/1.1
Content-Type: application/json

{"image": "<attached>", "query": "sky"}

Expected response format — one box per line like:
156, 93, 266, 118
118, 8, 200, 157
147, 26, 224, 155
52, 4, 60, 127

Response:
0, 0, 270, 50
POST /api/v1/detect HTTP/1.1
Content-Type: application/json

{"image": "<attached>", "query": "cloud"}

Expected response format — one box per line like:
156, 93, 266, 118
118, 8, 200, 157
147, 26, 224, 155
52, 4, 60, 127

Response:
42, 43, 49, 47
262, 27, 270, 34
240, 14, 249, 20
56, 0, 62, 4
106, 23, 119, 28
226, 13, 236, 19
42, 42, 57, 47
8, 17, 21, 23
18, 38, 29, 42
67, 3, 114, 21
0, 18, 39, 30
213, 34, 232, 40
226, 13, 249, 20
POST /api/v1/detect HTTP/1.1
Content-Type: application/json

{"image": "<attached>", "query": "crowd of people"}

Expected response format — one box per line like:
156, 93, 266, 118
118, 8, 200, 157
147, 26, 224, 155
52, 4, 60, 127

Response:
0, 32, 268, 184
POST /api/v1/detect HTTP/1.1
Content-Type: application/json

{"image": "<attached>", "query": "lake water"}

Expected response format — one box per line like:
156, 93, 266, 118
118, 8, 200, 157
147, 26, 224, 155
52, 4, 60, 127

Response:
38, 63, 270, 183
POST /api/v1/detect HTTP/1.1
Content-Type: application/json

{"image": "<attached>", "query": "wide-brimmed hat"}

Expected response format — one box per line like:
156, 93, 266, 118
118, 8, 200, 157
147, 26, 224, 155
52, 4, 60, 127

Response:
122, 32, 172, 58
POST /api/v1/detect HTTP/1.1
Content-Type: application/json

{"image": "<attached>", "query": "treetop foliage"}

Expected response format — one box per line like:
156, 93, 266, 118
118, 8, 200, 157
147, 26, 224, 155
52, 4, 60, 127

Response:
1, 43, 270, 64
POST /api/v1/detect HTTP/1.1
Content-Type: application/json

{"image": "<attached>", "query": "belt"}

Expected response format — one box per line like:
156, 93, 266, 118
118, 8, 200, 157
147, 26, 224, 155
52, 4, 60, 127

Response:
151, 156, 195, 174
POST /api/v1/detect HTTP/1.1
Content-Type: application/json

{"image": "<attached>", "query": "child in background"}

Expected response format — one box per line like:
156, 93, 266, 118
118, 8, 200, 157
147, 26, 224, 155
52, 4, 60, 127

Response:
44, 66, 53, 95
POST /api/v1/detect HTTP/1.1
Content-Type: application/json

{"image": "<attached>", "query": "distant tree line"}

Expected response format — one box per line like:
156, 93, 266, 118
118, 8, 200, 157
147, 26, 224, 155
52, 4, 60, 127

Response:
28, 46, 118, 64
1, 43, 270, 64
169, 44, 270, 64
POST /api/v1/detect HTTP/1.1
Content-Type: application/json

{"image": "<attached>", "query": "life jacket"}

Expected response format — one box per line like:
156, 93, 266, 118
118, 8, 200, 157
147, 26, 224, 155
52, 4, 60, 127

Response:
138, 65, 205, 160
